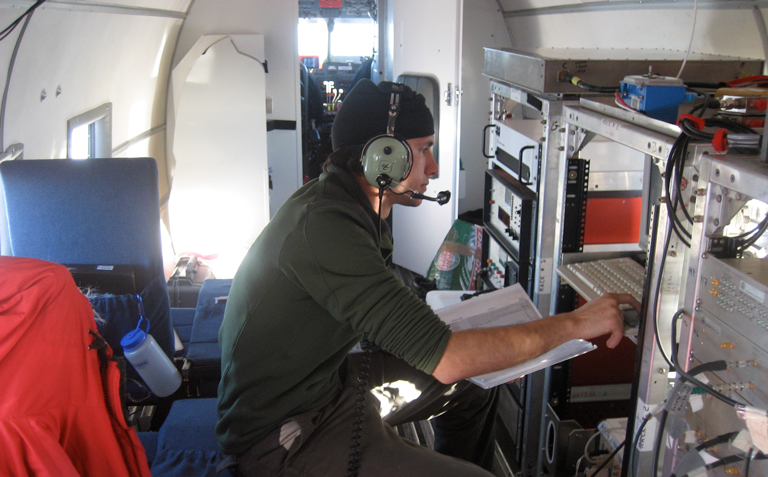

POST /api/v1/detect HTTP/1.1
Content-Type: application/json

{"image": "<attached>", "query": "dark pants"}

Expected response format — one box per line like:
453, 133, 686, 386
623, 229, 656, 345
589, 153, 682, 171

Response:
233, 351, 499, 476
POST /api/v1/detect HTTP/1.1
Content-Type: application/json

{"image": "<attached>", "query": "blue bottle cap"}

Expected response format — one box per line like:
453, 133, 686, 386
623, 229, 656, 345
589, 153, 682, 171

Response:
121, 327, 147, 352
121, 312, 150, 352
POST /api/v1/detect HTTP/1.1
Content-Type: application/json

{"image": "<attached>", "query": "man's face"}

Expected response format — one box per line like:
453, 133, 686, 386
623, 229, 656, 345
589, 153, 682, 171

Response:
389, 135, 438, 206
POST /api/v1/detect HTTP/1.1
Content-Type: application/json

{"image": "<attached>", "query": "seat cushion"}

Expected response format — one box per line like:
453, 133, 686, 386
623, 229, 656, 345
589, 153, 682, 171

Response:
150, 398, 224, 477
187, 279, 232, 377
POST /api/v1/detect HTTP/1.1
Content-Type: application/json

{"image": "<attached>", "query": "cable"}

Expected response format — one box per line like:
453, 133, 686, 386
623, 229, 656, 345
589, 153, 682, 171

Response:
377, 185, 384, 242
647, 361, 733, 477
671, 310, 743, 408
559, 71, 619, 93
675, 115, 761, 155
664, 134, 692, 247
727, 75, 768, 87
663, 114, 764, 253
0, 1, 43, 152
669, 431, 745, 477
684, 81, 725, 89
672, 451, 766, 477
587, 440, 625, 477
745, 447, 754, 477
614, 91, 639, 113
652, 224, 675, 369
650, 408, 668, 477
629, 407, 663, 476
676, 0, 699, 79
0, 0, 46, 43
582, 430, 605, 465
742, 213, 768, 249
347, 335, 372, 477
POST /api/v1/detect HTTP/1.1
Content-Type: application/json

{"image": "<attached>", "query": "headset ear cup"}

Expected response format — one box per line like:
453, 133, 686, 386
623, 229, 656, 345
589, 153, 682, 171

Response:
361, 135, 412, 189
401, 140, 413, 180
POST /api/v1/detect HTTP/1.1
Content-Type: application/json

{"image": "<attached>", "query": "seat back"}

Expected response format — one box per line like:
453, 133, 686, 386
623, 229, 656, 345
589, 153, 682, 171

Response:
0, 158, 174, 367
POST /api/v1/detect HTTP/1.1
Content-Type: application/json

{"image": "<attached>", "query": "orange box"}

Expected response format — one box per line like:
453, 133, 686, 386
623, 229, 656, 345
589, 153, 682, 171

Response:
583, 197, 642, 244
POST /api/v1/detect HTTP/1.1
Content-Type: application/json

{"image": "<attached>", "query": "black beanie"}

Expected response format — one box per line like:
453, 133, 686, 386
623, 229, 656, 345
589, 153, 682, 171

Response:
331, 79, 434, 151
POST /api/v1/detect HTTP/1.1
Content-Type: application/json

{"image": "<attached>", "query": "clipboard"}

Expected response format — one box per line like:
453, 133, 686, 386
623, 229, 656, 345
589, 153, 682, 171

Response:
428, 284, 596, 389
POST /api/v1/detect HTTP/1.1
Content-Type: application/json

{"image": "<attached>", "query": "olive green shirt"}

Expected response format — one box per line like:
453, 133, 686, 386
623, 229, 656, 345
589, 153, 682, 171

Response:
216, 169, 451, 455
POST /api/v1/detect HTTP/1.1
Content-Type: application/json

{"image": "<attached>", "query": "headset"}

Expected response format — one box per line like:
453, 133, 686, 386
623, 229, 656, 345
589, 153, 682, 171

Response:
360, 83, 412, 191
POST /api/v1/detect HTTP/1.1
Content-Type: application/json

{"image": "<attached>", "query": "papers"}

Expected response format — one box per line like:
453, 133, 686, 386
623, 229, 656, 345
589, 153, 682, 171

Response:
429, 284, 596, 388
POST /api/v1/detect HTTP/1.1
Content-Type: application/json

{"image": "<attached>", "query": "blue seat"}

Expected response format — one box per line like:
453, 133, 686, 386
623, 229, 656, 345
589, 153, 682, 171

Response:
186, 279, 232, 396
139, 398, 228, 476
0, 158, 177, 402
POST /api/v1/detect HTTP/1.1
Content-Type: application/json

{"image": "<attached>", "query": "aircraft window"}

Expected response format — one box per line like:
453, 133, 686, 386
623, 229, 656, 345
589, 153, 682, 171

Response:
298, 17, 376, 67
67, 102, 112, 159
298, 16, 376, 182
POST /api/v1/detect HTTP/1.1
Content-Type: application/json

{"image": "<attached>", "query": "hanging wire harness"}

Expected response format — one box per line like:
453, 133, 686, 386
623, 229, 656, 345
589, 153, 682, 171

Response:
663, 113, 765, 252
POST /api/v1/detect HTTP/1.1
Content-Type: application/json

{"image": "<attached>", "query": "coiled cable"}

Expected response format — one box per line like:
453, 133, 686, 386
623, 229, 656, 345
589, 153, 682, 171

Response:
347, 336, 372, 477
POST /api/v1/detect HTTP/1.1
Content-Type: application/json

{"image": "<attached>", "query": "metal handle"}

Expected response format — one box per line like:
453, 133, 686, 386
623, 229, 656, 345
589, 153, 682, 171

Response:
482, 124, 498, 158
518, 145, 535, 185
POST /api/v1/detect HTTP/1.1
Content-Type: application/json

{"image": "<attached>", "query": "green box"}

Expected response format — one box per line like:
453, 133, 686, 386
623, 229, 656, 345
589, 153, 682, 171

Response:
426, 220, 483, 291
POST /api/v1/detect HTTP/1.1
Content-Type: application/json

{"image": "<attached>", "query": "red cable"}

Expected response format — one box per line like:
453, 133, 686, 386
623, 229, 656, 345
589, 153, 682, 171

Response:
726, 75, 768, 87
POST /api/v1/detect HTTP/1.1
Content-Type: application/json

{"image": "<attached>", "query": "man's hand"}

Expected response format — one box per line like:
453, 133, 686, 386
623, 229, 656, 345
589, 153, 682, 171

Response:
432, 292, 641, 384
562, 293, 641, 349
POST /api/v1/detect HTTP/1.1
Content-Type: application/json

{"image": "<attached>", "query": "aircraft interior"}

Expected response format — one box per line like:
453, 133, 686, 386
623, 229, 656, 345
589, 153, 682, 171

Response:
1, 1, 768, 476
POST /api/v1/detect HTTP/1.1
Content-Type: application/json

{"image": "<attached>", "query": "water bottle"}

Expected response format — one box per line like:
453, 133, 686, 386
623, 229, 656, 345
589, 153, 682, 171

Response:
120, 297, 181, 397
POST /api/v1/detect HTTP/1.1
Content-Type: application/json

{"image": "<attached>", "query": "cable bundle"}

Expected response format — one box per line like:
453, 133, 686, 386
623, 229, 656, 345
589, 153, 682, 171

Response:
664, 115, 765, 250
0, 0, 47, 43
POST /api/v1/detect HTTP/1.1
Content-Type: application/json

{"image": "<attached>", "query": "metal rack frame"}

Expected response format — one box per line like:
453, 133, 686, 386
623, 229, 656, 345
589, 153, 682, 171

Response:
561, 100, 692, 477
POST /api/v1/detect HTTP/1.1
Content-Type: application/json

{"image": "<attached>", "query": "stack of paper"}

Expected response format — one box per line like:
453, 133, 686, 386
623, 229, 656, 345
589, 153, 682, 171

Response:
429, 284, 596, 388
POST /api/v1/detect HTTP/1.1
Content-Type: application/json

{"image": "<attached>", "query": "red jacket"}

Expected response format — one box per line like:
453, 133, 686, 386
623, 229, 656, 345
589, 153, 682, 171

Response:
0, 256, 151, 476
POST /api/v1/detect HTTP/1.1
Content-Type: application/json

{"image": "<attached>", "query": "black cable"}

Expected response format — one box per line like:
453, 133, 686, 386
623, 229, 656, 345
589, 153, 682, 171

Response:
669, 431, 737, 477
685, 94, 719, 118
743, 214, 768, 249
347, 336, 372, 477
559, 71, 619, 93
695, 431, 740, 452
671, 310, 743, 408
687, 361, 729, 376
587, 439, 625, 477
734, 212, 768, 240
650, 409, 668, 477
745, 447, 754, 477
0, 1, 42, 152
672, 449, 766, 477
672, 136, 694, 227
629, 410, 656, 476
672, 115, 768, 254
678, 115, 759, 139
377, 186, 384, 243
707, 117, 757, 135
0, 0, 46, 43
663, 114, 763, 251
663, 133, 692, 247
705, 453, 749, 472
652, 226, 675, 369
684, 81, 726, 89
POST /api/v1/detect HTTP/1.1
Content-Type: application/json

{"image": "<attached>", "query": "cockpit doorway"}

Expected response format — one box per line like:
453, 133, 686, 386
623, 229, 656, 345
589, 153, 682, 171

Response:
298, 0, 378, 182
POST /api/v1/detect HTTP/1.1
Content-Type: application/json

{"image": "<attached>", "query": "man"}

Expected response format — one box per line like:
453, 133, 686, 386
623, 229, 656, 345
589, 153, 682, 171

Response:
216, 79, 639, 476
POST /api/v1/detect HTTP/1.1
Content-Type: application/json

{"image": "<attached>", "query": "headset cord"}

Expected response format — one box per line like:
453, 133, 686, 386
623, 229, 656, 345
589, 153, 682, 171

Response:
347, 335, 372, 477
377, 186, 384, 243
